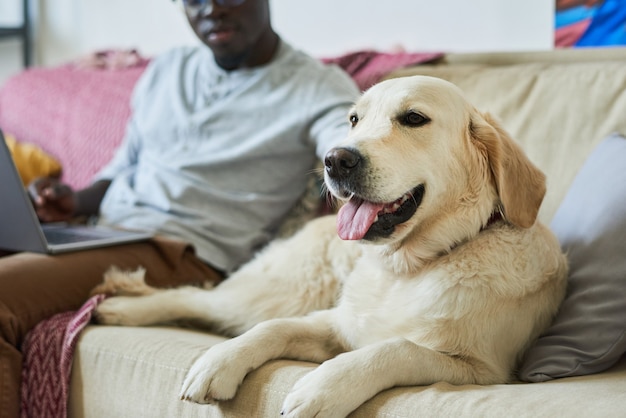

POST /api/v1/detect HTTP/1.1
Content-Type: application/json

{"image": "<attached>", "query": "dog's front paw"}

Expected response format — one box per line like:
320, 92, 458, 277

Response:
180, 343, 247, 404
281, 364, 357, 418
94, 296, 149, 326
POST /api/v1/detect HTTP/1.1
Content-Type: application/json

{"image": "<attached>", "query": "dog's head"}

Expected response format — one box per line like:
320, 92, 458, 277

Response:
324, 76, 546, 257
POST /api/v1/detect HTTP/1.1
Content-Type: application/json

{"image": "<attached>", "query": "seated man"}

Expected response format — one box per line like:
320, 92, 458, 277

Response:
0, 1, 359, 416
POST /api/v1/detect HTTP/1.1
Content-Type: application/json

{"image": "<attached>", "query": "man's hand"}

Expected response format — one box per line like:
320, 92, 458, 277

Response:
28, 177, 77, 222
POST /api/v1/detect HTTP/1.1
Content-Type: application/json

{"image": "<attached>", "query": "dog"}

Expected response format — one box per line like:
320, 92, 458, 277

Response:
93, 75, 568, 418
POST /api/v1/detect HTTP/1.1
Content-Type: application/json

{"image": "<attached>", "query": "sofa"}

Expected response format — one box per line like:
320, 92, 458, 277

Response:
1, 47, 626, 417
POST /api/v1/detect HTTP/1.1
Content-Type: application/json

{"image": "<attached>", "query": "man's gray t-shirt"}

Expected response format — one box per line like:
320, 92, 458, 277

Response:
96, 41, 359, 273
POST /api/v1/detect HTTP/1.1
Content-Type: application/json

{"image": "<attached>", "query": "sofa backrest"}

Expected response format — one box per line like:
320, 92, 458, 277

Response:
388, 47, 626, 224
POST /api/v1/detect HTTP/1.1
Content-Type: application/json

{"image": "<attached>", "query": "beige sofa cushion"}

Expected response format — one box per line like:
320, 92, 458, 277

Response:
389, 49, 626, 223
69, 326, 626, 418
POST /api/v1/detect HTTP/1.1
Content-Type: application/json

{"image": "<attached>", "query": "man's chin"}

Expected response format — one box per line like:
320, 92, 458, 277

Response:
212, 50, 248, 70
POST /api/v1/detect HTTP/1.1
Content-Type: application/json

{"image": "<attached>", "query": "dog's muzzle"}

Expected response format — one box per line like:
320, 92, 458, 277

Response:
324, 147, 425, 241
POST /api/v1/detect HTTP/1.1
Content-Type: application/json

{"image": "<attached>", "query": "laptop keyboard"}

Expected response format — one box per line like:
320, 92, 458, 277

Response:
43, 228, 112, 245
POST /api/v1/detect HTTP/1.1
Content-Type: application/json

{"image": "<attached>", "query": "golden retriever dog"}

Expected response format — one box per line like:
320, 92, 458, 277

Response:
93, 75, 568, 418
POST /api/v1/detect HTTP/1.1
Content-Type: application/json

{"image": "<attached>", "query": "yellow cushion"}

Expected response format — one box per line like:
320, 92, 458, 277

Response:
4, 133, 62, 186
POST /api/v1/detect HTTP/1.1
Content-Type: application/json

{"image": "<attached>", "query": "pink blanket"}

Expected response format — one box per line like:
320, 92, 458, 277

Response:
20, 295, 106, 418
0, 55, 148, 189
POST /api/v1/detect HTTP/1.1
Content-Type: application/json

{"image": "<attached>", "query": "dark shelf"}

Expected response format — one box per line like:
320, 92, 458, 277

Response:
0, 27, 25, 37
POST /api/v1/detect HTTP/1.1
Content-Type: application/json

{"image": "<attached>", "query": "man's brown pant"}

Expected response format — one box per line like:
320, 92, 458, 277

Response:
0, 236, 223, 418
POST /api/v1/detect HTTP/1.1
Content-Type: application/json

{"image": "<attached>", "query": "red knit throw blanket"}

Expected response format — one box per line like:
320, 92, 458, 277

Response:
20, 295, 106, 418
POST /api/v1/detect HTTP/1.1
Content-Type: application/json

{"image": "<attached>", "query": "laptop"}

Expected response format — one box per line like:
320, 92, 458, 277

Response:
0, 130, 153, 254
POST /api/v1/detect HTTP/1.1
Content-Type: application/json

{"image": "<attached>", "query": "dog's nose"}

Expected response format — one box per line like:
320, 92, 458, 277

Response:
324, 147, 361, 179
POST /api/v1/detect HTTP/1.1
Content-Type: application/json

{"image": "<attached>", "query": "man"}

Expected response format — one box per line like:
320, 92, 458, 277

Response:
0, 1, 359, 416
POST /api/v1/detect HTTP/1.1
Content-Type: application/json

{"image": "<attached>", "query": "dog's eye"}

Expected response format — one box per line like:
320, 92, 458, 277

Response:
402, 111, 430, 127
349, 114, 359, 127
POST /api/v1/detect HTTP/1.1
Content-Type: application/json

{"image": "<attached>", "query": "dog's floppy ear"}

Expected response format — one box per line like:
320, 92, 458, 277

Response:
470, 112, 546, 228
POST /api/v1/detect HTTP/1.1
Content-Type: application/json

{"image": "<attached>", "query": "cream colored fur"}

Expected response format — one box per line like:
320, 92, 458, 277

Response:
94, 75, 568, 418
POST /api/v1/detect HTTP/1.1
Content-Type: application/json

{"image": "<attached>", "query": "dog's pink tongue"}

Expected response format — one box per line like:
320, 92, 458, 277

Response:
337, 199, 384, 240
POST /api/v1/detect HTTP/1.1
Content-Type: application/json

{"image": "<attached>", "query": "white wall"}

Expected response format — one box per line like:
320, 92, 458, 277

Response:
271, 0, 554, 56
34, 0, 198, 67
0, 0, 22, 26
0, 0, 554, 84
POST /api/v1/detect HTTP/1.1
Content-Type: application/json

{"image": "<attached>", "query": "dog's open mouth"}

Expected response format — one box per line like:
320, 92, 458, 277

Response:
336, 184, 425, 241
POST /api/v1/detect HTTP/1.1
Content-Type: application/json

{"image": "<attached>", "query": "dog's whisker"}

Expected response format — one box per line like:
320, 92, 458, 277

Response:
309, 166, 325, 178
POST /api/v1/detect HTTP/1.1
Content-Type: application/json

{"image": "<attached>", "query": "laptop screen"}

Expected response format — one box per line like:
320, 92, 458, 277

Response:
0, 130, 50, 253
